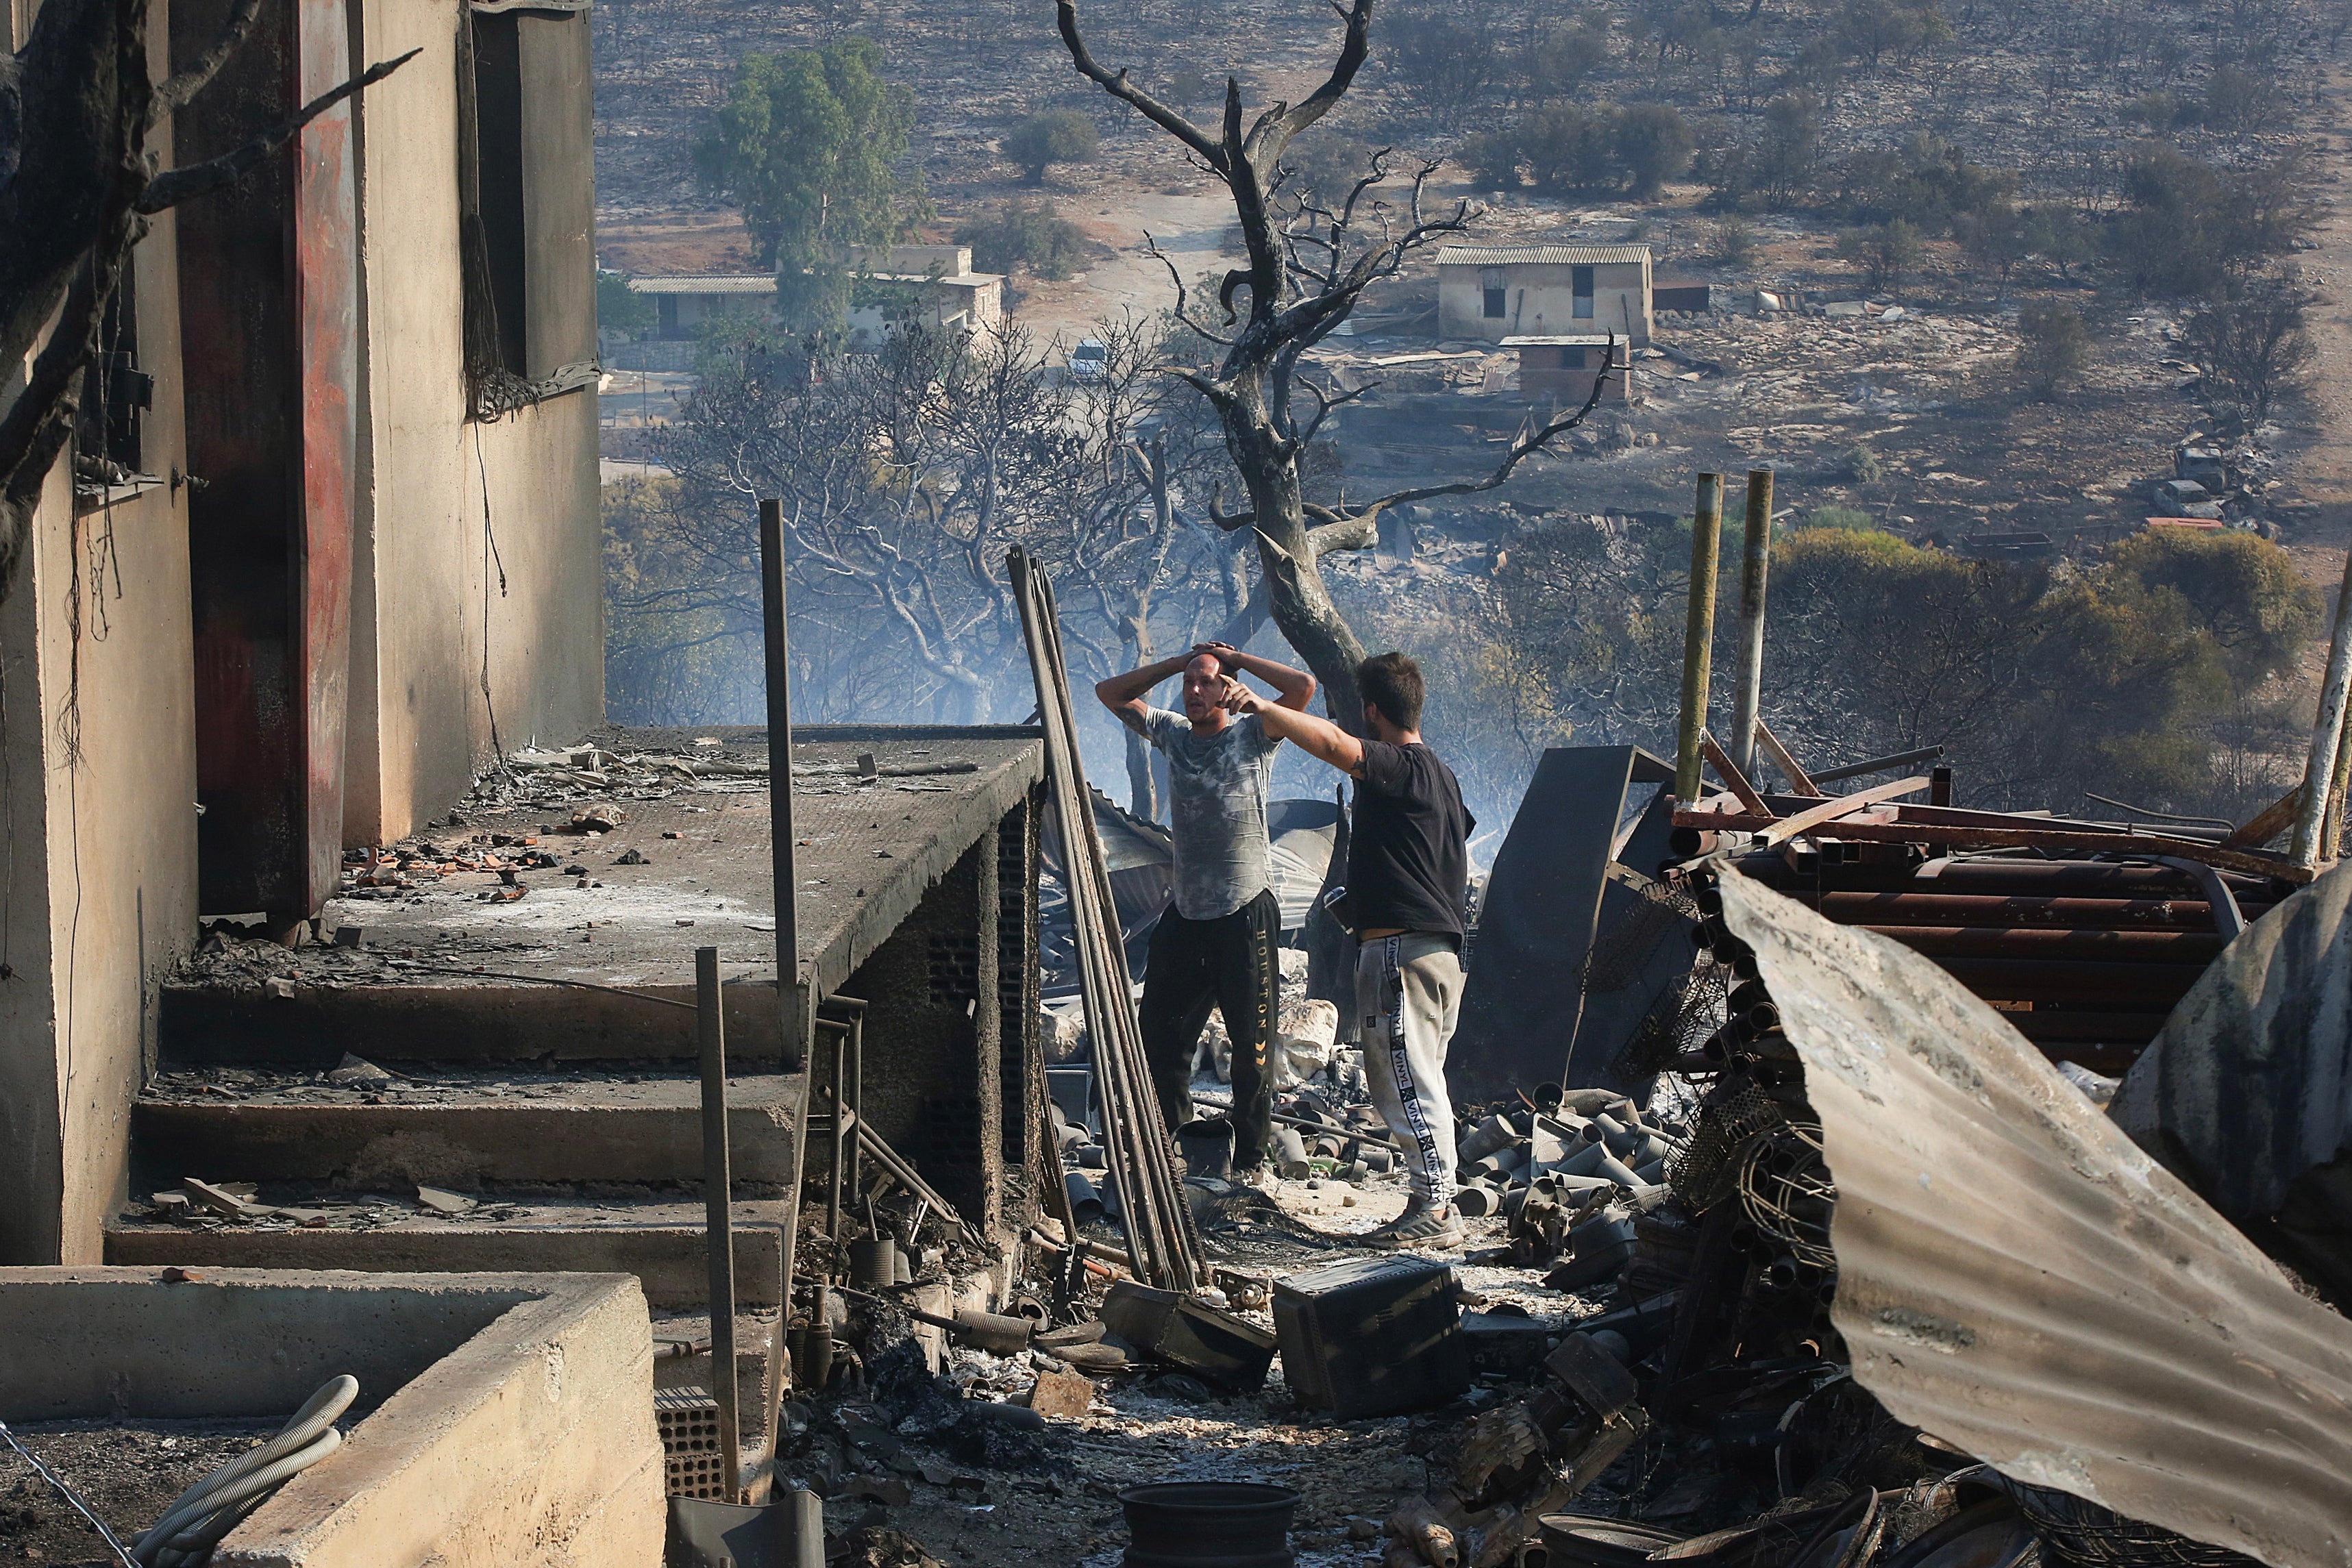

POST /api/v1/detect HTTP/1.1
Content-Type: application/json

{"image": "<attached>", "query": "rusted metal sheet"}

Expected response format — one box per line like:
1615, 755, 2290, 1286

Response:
175, 0, 356, 921
2114, 861, 2352, 1254
1715, 869, 2352, 1568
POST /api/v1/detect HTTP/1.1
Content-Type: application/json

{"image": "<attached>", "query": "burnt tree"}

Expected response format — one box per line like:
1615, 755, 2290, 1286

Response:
0, 0, 410, 604
1055, 0, 1612, 729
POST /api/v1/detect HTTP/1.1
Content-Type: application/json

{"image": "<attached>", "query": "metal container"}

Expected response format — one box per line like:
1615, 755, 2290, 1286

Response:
1178, 1119, 1235, 1182
1272, 1256, 1468, 1419
1119, 1480, 1300, 1568
1101, 1280, 1279, 1391
848, 1238, 899, 1290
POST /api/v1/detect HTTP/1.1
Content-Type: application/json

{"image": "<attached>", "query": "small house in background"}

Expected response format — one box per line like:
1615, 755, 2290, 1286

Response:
1435, 244, 1652, 345
625, 245, 1004, 348
1502, 334, 1633, 403
628, 273, 783, 340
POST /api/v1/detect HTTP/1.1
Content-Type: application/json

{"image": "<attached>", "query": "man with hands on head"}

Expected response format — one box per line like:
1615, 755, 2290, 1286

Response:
1220, 651, 1474, 1249
1095, 641, 1318, 1180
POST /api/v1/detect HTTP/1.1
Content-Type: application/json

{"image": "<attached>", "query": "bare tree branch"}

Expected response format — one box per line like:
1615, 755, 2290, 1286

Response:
147, 0, 268, 127
138, 47, 417, 212
1359, 342, 1620, 515
1054, 0, 1223, 166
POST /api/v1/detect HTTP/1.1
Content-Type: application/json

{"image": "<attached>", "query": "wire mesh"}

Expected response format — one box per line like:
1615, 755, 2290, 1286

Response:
1584, 879, 1699, 993
1737, 1119, 1837, 1270
1668, 1076, 1787, 1210
1610, 952, 1729, 1084
1998, 1480, 2263, 1568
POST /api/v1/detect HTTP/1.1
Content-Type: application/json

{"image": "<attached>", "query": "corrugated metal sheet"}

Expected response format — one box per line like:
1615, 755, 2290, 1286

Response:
627, 274, 778, 295
1716, 869, 2352, 1568
1433, 244, 1652, 267
2114, 860, 2352, 1222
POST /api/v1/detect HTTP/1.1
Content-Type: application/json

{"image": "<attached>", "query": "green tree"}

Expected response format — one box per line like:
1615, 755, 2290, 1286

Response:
1836, 218, 1922, 289
596, 271, 656, 338
2016, 301, 2090, 399
1003, 110, 1100, 185
2105, 527, 2320, 687
2183, 277, 2317, 425
1523, 106, 1620, 192
1616, 103, 1694, 197
695, 38, 929, 326
954, 201, 1088, 279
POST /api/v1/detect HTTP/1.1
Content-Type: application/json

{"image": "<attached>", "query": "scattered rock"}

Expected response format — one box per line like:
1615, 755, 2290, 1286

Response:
1024, 1367, 1097, 1421
416, 1186, 478, 1215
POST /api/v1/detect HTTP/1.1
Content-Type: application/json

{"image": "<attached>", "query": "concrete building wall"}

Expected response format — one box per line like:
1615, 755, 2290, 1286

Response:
0, 1, 201, 1265
342, 0, 603, 846
1439, 260, 1652, 345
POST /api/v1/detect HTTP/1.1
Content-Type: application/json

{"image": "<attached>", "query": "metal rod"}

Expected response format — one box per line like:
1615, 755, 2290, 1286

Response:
2325, 705, 2352, 862
1811, 744, 1946, 784
1675, 474, 1724, 802
755, 496, 801, 1473
828, 1029, 845, 1247
1729, 470, 1773, 779
2291, 544, 2352, 867
695, 945, 741, 1504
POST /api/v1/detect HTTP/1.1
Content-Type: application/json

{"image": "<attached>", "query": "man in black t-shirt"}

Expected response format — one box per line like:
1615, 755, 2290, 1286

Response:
1222, 651, 1475, 1249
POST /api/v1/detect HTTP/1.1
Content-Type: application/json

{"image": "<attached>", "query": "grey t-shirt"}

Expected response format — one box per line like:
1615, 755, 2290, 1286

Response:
1142, 706, 1284, 920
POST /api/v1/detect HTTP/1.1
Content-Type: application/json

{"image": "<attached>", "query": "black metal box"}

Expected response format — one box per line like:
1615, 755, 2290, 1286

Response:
1272, 1256, 1468, 1419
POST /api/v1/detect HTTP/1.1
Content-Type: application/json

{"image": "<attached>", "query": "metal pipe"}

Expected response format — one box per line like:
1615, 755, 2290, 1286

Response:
2290, 544, 2352, 866
695, 945, 741, 1504
1729, 469, 1773, 779
2326, 708, 2352, 862
1862, 925, 2229, 960
1810, 744, 1946, 784
755, 497, 801, 1468
1799, 893, 2238, 930
1675, 473, 1724, 802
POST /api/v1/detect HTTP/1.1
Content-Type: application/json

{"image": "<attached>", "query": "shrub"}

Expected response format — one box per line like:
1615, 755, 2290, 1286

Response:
1002, 110, 1099, 185
1835, 218, 1922, 290
1807, 504, 1879, 530
1167, 71, 1211, 105
954, 201, 1088, 279
2016, 301, 2090, 399
597, 271, 656, 338
1844, 445, 1883, 484
1711, 218, 1755, 267
1522, 106, 1618, 193
1616, 103, 1694, 198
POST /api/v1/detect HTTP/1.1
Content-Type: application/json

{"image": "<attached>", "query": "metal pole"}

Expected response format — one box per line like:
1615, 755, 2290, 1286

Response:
1728, 470, 1773, 779
756, 497, 801, 1458
2290, 545, 2352, 867
1675, 473, 1725, 803
695, 945, 741, 1504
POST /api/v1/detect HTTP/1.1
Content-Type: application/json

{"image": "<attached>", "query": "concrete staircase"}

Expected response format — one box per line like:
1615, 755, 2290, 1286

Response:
105, 995, 803, 1309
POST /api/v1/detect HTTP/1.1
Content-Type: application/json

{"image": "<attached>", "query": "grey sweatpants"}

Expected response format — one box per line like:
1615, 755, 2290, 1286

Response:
1355, 934, 1464, 1205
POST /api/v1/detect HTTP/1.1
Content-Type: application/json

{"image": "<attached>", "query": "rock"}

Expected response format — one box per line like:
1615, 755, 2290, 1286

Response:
612, 847, 649, 865
844, 1475, 913, 1507
264, 977, 295, 1000
1024, 1367, 1097, 1421
416, 1185, 478, 1215
327, 1053, 393, 1086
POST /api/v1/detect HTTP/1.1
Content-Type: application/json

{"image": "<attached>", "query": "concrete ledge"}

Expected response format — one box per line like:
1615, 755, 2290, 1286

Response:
134, 1074, 800, 1185
106, 1200, 789, 1307
162, 981, 792, 1066
0, 1267, 663, 1568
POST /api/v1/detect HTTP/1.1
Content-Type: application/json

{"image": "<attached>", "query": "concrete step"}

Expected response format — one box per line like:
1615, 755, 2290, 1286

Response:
104, 1195, 789, 1308
161, 980, 791, 1067
133, 1067, 803, 1188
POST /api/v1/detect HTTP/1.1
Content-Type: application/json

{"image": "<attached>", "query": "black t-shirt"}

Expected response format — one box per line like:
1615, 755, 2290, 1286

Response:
1347, 741, 1475, 937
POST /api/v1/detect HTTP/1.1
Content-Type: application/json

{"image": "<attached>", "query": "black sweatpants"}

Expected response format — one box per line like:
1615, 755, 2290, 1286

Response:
1138, 888, 1280, 1171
